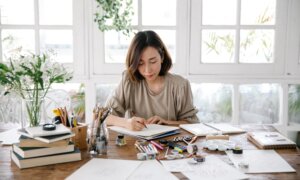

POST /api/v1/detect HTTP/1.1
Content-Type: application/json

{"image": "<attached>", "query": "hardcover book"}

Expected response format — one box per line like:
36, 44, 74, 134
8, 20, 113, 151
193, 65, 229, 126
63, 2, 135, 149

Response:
247, 132, 296, 149
13, 142, 74, 158
19, 135, 69, 148
18, 129, 75, 143
11, 149, 81, 169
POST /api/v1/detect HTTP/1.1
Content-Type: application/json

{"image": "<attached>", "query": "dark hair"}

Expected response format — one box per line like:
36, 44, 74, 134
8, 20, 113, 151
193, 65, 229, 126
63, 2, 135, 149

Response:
125, 30, 172, 82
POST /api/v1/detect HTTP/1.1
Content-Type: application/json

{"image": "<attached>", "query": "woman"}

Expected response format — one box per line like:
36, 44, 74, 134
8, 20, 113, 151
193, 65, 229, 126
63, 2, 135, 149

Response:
106, 30, 198, 131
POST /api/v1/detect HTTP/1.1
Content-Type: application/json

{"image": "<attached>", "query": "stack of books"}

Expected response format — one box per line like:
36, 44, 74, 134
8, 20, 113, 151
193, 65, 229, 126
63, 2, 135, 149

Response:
12, 124, 81, 169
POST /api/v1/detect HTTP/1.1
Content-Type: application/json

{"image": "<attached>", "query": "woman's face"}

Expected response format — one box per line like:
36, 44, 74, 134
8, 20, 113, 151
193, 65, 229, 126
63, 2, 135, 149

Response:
138, 46, 162, 83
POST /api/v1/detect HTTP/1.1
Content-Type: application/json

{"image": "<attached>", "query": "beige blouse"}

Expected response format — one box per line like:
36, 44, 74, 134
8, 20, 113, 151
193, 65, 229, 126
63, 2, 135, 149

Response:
105, 72, 199, 123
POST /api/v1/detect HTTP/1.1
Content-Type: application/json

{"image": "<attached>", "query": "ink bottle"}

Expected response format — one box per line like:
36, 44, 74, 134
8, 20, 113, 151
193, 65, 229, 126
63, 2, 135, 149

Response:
116, 134, 126, 146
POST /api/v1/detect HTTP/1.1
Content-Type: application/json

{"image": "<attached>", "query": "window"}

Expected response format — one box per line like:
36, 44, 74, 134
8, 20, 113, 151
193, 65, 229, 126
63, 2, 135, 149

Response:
92, 0, 187, 75
0, 0, 73, 62
190, 0, 287, 75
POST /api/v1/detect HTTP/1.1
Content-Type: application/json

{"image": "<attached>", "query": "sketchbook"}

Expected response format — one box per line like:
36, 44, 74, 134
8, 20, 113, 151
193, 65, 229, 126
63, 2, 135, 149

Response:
247, 131, 296, 149
25, 124, 71, 137
108, 124, 180, 140
179, 123, 245, 136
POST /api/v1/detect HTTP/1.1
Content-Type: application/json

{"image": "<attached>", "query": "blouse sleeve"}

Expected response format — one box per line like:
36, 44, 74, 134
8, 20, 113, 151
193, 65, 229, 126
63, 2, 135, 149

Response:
105, 72, 130, 117
176, 79, 199, 123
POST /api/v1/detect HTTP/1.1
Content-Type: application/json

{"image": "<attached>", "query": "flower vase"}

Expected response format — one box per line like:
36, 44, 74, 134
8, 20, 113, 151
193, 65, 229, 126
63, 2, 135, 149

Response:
21, 95, 45, 128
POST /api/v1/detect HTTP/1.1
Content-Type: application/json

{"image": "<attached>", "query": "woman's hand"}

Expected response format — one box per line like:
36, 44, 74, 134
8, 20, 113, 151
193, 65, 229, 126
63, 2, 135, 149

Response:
126, 117, 147, 131
146, 115, 168, 125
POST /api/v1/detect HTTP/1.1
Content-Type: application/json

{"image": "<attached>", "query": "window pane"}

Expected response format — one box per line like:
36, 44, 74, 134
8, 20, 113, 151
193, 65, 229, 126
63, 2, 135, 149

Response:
240, 30, 274, 63
239, 84, 279, 124
142, 0, 176, 26
192, 83, 233, 123
288, 84, 300, 125
154, 30, 176, 62
201, 30, 235, 63
1, 29, 35, 60
202, 0, 236, 25
104, 30, 135, 63
131, 0, 138, 25
241, 0, 276, 25
40, 30, 73, 63
0, 0, 34, 24
96, 84, 117, 106
39, 0, 72, 25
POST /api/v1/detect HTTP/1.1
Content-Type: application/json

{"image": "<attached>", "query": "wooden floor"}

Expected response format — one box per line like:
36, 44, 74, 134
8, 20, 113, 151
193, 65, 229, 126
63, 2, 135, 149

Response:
1, 125, 300, 180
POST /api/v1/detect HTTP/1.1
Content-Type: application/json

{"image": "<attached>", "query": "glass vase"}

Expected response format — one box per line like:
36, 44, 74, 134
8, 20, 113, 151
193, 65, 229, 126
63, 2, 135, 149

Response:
21, 96, 45, 128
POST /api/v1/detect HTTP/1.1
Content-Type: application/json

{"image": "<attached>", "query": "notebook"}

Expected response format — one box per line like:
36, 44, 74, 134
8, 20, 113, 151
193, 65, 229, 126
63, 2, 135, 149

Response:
179, 123, 245, 136
25, 124, 71, 137
247, 132, 296, 149
108, 124, 180, 140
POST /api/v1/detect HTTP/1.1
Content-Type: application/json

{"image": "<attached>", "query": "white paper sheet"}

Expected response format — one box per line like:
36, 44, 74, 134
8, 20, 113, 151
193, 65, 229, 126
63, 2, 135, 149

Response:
182, 156, 248, 180
160, 159, 194, 172
161, 156, 247, 180
128, 160, 177, 180
0, 129, 20, 145
226, 150, 296, 173
66, 159, 142, 180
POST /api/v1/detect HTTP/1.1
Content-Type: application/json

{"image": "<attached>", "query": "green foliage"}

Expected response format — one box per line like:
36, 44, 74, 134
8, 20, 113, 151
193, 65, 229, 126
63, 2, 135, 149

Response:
94, 0, 134, 36
289, 85, 300, 117
0, 52, 73, 126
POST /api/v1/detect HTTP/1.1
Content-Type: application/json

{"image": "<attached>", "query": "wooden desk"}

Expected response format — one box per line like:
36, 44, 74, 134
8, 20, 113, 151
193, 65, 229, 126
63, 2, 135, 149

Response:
1, 125, 300, 180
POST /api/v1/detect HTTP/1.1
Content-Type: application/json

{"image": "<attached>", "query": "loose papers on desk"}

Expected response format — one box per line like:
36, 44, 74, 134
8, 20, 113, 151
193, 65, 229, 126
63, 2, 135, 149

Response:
66, 159, 177, 180
160, 155, 248, 180
226, 149, 296, 173
108, 124, 180, 140
0, 128, 20, 145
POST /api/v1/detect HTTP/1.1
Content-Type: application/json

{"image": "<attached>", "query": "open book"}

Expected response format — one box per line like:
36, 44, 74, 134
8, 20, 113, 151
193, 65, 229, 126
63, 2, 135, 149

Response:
179, 123, 245, 136
108, 124, 180, 140
247, 132, 296, 149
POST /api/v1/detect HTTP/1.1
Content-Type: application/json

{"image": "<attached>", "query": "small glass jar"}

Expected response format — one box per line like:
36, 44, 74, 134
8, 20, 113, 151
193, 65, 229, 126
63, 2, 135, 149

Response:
116, 134, 126, 146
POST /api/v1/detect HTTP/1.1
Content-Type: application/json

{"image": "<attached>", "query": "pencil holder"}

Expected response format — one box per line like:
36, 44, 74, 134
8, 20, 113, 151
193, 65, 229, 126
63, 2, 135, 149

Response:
70, 123, 88, 150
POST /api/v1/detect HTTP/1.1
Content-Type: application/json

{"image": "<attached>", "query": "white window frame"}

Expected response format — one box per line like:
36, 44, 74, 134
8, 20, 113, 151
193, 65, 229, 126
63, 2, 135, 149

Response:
189, 0, 288, 75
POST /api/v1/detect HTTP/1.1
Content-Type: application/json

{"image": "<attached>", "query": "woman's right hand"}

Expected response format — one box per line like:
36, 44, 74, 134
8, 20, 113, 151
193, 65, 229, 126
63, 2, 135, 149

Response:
126, 117, 147, 131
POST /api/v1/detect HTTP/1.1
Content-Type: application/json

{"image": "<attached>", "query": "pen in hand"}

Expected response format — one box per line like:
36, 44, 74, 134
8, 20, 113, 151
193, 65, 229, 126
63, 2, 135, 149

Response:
131, 110, 148, 129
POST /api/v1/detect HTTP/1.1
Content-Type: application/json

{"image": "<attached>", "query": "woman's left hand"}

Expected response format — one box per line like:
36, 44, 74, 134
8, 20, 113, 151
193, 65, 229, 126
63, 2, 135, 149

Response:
146, 115, 168, 125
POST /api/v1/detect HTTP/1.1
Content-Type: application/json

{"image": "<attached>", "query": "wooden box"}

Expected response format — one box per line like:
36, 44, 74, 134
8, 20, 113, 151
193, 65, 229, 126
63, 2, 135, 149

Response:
70, 123, 88, 150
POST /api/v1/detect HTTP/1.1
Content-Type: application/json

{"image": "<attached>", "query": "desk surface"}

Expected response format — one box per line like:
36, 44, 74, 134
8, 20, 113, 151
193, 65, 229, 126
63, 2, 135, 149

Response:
1, 125, 300, 180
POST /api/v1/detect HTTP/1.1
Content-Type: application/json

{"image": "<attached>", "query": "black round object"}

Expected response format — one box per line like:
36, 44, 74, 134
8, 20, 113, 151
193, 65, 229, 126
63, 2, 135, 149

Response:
43, 123, 56, 131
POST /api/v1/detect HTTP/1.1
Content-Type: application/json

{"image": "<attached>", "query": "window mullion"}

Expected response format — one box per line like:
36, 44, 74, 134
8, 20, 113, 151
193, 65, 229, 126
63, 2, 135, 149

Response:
235, 0, 241, 64
34, 0, 40, 54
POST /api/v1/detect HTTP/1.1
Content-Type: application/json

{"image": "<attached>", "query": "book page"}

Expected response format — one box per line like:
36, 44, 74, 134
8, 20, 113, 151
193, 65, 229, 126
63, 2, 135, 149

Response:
226, 150, 296, 173
66, 159, 142, 180
179, 123, 219, 136
205, 123, 245, 134
108, 124, 179, 137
